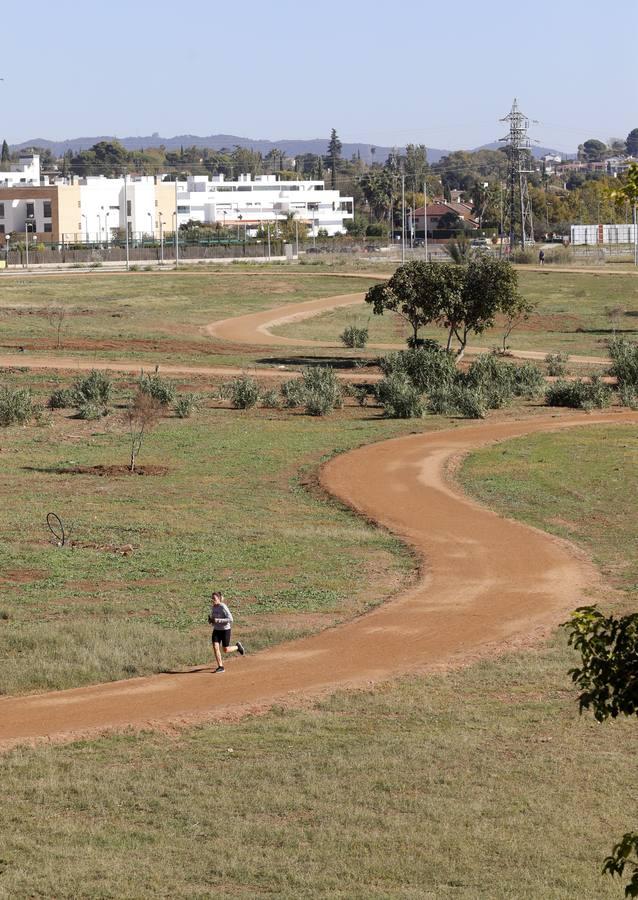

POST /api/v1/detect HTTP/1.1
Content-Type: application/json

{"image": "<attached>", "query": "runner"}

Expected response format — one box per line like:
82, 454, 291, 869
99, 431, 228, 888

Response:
208, 591, 245, 673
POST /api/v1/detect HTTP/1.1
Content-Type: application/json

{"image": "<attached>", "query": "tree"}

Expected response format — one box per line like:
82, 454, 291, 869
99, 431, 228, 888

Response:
1, 140, 9, 164
47, 305, 67, 350
439, 256, 521, 358
365, 261, 463, 346
499, 294, 536, 353
126, 391, 162, 472
327, 129, 342, 190
626, 129, 638, 157
436, 211, 464, 233
563, 606, 638, 896
578, 139, 607, 163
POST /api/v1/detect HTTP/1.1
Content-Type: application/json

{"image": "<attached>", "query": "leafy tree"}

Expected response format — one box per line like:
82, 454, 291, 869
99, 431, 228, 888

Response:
499, 294, 536, 353
611, 163, 638, 209
626, 129, 638, 157
440, 256, 521, 358
365, 261, 463, 346
360, 169, 395, 221
578, 139, 607, 162
327, 128, 342, 189
563, 606, 638, 897
1, 139, 9, 163
436, 211, 465, 233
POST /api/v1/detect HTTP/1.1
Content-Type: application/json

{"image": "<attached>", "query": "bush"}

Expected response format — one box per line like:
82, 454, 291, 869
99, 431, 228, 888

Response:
545, 377, 612, 410
340, 324, 369, 349
608, 337, 638, 391
72, 370, 112, 406
138, 372, 177, 406
228, 375, 260, 409
260, 389, 281, 409
348, 384, 373, 407
428, 384, 487, 419
0, 386, 36, 426
380, 347, 457, 394
376, 373, 425, 418
301, 367, 342, 416
48, 388, 75, 409
511, 362, 546, 398
174, 393, 201, 418
280, 378, 307, 408
546, 352, 569, 377
76, 401, 106, 420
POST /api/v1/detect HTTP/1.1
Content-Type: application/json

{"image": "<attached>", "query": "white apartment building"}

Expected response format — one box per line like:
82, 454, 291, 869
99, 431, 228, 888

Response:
0, 153, 41, 187
0, 156, 353, 243
173, 173, 353, 236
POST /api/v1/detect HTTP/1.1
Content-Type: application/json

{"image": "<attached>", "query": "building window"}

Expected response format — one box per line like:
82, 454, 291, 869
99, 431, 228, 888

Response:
0, 225, 4, 234
0, 203, 4, 217
43, 201, 52, 218
44, 223, 52, 233
126, 200, 132, 216
26, 202, 35, 217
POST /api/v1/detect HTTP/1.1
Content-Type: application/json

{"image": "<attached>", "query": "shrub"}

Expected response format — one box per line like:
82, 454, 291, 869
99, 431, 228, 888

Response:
0, 386, 35, 426
376, 373, 425, 418
428, 384, 487, 419
72, 370, 112, 407
618, 386, 638, 409
260, 389, 281, 409
280, 378, 307, 408
138, 372, 177, 406
76, 401, 106, 420
340, 324, 369, 349
228, 375, 260, 409
545, 352, 569, 377
608, 337, 638, 391
48, 388, 75, 409
545, 377, 612, 410
348, 384, 372, 407
301, 367, 342, 413
380, 347, 457, 394
174, 393, 201, 418
511, 362, 546, 398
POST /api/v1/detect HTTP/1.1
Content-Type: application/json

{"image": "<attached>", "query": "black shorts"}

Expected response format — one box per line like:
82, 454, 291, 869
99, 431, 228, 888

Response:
212, 629, 231, 648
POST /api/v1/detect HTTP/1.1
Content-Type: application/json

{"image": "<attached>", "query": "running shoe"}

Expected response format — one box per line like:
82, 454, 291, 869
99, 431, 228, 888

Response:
214, 666, 225, 673
236, 642, 245, 656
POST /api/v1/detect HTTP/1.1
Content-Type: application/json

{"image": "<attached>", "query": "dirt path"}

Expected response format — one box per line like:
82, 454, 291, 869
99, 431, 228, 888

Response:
206, 291, 612, 364
2, 409, 636, 750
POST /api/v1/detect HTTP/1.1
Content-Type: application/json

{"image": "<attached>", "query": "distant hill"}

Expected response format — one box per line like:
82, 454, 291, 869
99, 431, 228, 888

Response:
10, 134, 451, 164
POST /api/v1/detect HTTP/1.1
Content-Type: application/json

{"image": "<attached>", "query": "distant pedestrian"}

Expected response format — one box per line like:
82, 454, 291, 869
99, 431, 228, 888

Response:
208, 590, 245, 674
538, 249, 545, 266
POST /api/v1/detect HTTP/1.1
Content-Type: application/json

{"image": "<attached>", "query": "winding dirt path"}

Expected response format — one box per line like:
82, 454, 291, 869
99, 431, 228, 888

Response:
2, 410, 636, 749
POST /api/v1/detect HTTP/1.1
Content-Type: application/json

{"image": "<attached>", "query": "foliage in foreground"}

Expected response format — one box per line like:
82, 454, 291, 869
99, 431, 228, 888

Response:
609, 337, 638, 406
563, 606, 638, 896
0, 385, 38, 427
340, 323, 369, 349
545, 377, 612, 410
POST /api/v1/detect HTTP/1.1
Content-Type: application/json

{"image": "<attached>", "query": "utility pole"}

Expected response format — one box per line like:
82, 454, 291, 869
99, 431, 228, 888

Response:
499, 99, 534, 251
401, 174, 406, 264
423, 181, 428, 261
124, 174, 130, 270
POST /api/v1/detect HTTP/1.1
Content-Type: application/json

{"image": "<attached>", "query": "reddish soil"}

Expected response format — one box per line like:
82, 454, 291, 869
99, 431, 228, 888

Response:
0, 568, 48, 585
1, 409, 636, 749
57, 464, 168, 477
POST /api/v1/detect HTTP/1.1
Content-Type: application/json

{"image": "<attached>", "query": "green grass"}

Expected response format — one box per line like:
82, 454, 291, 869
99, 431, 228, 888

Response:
0, 372, 423, 694
275, 269, 638, 358
460, 424, 638, 595
0, 271, 378, 368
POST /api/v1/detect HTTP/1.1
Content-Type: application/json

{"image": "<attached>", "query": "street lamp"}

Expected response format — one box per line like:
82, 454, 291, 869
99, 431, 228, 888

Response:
81, 213, 88, 244
147, 211, 153, 242
159, 214, 164, 266
96, 214, 102, 246
104, 211, 110, 248
25, 221, 34, 269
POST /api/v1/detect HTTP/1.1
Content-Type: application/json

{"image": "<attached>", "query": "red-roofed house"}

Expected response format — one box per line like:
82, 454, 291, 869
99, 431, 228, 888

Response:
414, 201, 479, 233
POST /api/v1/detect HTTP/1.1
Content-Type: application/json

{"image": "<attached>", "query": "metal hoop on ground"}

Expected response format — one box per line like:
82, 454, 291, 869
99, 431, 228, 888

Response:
46, 512, 65, 546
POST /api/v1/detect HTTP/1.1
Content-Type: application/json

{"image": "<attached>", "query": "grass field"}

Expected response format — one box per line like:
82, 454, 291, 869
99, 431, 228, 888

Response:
274, 269, 638, 358
0, 370, 422, 695
0, 424, 636, 898
0, 271, 379, 368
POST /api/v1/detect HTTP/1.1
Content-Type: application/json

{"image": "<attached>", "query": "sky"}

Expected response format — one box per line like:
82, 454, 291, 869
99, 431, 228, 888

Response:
2, 0, 636, 153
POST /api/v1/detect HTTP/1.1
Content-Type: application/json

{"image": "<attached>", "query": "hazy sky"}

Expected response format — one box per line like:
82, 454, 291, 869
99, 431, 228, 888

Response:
2, 0, 636, 152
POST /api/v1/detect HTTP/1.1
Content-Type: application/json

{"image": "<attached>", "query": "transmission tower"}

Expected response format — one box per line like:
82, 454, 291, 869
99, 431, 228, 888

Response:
499, 99, 534, 250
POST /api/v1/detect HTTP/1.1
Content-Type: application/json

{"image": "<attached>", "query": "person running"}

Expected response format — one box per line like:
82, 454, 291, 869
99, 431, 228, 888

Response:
538, 249, 545, 266
208, 590, 245, 673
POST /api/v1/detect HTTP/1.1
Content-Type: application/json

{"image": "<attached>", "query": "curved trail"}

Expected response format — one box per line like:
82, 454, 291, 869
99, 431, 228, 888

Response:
206, 290, 611, 365
2, 410, 636, 749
